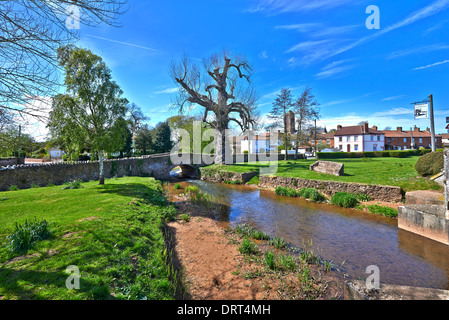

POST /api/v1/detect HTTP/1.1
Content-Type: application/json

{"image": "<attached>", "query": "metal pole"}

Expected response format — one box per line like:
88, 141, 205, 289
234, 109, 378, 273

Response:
314, 119, 317, 156
18, 125, 21, 159
410, 127, 414, 150
429, 94, 436, 152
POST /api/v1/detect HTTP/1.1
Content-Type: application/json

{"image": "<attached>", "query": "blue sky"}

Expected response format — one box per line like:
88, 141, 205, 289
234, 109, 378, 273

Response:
68, 0, 449, 136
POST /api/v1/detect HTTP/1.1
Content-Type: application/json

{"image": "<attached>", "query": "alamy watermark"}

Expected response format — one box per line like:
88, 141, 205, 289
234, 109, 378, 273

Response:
65, 4, 81, 30
366, 5, 380, 30
365, 265, 380, 290
66, 265, 81, 290
170, 121, 279, 175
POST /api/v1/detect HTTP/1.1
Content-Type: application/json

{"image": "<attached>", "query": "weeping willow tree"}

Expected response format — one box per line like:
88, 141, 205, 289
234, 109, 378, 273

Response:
169, 51, 259, 164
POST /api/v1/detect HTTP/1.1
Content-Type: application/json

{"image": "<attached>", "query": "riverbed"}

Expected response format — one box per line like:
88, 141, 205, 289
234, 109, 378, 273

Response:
179, 179, 449, 290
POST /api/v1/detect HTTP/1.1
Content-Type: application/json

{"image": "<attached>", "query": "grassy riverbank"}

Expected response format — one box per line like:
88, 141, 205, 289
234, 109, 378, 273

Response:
0, 177, 181, 300
203, 157, 441, 192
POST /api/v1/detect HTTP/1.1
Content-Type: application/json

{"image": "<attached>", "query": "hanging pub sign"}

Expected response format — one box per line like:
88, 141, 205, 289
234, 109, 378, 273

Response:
414, 103, 429, 120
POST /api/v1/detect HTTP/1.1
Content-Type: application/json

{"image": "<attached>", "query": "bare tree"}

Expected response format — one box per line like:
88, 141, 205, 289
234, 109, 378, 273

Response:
0, 0, 128, 120
267, 88, 294, 161
169, 52, 259, 164
293, 86, 319, 159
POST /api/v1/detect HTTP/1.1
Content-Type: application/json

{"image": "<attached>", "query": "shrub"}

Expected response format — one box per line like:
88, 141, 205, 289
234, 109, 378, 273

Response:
264, 250, 276, 270
355, 193, 372, 202
298, 188, 326, 202
174, 183, 181, 190
8, 185, 19, 191
331, 192, 360, 208
239, 237, 258, 255
62, 180, 83, 190
366, 205, 398, 218
6, 218, 53, 254
184, 185, 199, 194
415, 152, 444, 176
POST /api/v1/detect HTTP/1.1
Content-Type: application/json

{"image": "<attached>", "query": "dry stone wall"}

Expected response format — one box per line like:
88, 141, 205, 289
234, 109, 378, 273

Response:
259, 175, 404, 203
0, 156, 176, 191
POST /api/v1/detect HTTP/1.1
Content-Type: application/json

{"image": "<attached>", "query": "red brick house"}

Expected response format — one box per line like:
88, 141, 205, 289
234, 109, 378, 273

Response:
380, 126, 442, 150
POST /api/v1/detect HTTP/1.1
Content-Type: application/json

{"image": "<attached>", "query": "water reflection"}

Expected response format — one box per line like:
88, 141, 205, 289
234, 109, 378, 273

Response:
186, 179, 449, 290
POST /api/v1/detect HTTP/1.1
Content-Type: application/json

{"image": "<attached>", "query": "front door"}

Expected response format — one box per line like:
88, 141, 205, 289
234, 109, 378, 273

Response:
347, 144, 351, 152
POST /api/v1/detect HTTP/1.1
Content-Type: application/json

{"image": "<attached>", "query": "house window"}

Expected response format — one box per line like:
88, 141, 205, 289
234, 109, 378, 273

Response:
354, 136, 359, 142
339, 145, 343, 150
327, 139, 331, 144
387, 138, 391, 144
403, 138, 407, 143
377, 135, 380, 141
355, 144, 359, 151
419, 138, 423, 143
347, 136, 351, 142
373, 145, 378, 151
339, 137, 343, 142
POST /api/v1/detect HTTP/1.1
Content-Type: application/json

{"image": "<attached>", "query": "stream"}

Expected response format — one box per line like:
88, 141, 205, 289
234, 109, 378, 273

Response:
179, 179, 449, 290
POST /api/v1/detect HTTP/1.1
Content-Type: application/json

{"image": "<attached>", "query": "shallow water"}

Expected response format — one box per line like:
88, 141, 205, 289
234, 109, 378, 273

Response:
183, 179, 449, 290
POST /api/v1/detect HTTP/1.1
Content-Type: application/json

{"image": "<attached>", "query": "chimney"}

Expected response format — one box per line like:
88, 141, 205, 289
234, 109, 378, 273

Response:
397, 127, 402, 132
364, 122, 369, 133
426, 127, 430, 133
372, 125, 378, 131
337, 125, 342, 130
414, 125, 419, 132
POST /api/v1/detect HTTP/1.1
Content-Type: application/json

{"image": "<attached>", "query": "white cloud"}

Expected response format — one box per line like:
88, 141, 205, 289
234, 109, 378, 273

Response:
285, 0, 449, 66
386, 44, 449, 60
249, 0, 355, 14
85, 34, 159, 52
154, 87, 179, 94
381, 95, 406, 101
258, 50, 269, 59
315, 60, 355, 79
12, 96, 53, 142
412, 59, 449, 70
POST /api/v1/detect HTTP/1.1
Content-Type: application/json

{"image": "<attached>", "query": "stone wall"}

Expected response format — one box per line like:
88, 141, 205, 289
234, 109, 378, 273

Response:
259, 175, 404, 203
200, 167, 258, 184
398, 190, 448, 245
0, 155, 176, 191
0, 158, 23, 167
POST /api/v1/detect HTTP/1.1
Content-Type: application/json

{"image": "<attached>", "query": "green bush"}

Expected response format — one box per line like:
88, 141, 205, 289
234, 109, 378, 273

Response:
6, 218, 53, 254
174, 183, 181, 190
239, 237, 258, 255
298, 188, 325, 202
62, 180, 83, 190
366, 205, 398, 218
8, 185, 19, 191
415, 152, 444, 176
331, 192, 360, 208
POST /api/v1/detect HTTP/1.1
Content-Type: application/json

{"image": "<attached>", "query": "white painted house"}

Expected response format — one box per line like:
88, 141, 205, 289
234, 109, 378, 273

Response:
334, 123, 385, 152
47, 147, 65, 160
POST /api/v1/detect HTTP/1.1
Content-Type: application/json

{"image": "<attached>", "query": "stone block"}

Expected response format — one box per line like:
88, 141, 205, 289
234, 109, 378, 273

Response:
344, 280, 449, 300
309, 161, 344, 176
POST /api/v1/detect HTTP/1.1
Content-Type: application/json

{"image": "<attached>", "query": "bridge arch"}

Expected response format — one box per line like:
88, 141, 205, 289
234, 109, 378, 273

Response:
169, 164, 200, 179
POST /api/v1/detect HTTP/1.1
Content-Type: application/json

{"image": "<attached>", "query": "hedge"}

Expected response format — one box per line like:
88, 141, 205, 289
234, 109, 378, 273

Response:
317, 149, 434, 159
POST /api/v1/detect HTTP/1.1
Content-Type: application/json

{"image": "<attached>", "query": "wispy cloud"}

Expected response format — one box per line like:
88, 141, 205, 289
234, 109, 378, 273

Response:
154, 87, 179, 94
386, 44, 449, 60
85, 35, 159, 52
249, 0, 354, 14
315, 60, 355, 79
381, 95, 406, 101
331, 0, 449, 58
372, 107, 411, 116
277, 23, 358, 38
412, 59, 449, 70
285, 0, 449, 65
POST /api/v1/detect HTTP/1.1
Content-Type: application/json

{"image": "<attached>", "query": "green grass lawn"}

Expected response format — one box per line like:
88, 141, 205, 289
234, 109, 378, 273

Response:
0, 177, 180, 300
203, 157, 441, 192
